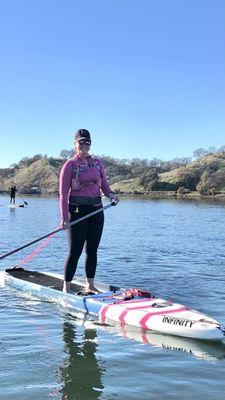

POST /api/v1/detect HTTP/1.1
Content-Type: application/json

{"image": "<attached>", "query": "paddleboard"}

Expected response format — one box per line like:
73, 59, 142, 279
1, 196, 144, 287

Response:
2, 268, 225, 341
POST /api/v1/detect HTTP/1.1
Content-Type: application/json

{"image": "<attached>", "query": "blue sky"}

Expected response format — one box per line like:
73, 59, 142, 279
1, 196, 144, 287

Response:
0, 0, 224, 167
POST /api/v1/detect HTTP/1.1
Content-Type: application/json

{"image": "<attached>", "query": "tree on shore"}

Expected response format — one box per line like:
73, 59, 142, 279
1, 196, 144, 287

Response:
59, 149, 74, 159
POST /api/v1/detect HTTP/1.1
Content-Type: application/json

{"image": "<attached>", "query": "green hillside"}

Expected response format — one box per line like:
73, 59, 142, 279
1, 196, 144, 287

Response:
0, 157, 61, 194
0, 151, 225, 197
158, 153, 225, 193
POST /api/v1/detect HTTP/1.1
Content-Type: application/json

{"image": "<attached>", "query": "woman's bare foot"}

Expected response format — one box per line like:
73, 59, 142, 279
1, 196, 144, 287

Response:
63, 281, 71, 293
85, 287, 99, 294
85, 278, 99, 294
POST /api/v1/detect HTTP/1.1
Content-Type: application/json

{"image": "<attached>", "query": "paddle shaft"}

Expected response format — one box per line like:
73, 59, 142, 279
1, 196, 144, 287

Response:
0, 203, 113, 260
18, 192, 28, 205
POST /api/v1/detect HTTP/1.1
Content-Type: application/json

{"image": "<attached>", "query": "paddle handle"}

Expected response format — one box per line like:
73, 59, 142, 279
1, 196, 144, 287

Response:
0, 203, 114, 261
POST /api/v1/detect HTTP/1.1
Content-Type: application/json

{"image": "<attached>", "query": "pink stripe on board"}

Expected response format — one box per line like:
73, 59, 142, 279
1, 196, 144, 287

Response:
118, 303, 164, 324
119, 310, 128, 324
139, 306, 190, 330
101, 300, 180, 325
100, 305, 110, 322
99, 298, 156, 322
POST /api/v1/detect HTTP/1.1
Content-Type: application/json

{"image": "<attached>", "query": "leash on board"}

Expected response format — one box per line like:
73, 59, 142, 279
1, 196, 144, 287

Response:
16, 231, 57, 267
0, 202, 116, 261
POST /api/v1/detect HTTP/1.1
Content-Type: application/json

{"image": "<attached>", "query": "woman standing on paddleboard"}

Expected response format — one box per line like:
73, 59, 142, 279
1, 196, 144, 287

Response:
59, 129, 118, 293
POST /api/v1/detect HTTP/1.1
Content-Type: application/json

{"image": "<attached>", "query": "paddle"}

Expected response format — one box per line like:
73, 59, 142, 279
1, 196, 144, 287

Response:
18, 192, 28, 206
0, 202, 116, 261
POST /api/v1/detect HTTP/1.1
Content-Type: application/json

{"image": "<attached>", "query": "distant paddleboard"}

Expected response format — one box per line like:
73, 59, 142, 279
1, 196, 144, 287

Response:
0, 204, 25, 208
8, 204, 25, 208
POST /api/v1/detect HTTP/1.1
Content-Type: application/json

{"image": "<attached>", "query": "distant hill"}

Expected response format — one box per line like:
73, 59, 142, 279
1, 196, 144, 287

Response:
158, 153, 225, 193
0, 151, 225, 198
0, 156, 62, 194
106, 152, 225, 197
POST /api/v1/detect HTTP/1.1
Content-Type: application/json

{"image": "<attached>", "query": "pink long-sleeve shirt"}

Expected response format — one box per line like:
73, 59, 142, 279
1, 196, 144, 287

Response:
59, 154, 112, 221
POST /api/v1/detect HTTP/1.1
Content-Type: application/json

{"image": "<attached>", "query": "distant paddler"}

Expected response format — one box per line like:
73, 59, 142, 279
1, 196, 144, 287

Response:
9, 183, 17, 204
59, 129, 119, 294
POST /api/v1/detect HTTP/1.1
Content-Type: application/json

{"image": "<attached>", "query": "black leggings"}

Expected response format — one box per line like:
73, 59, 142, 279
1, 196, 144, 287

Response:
64, 204, 104, 282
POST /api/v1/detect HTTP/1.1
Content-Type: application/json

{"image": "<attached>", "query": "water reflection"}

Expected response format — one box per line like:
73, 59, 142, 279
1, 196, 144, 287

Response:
59, 319, 104, 400
62, 315, 225, 364
101, 322, 225, 362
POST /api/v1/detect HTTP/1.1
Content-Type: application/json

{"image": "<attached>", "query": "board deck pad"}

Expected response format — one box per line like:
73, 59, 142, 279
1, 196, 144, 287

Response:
5, 268, 119, 294
5, 269, 84, 293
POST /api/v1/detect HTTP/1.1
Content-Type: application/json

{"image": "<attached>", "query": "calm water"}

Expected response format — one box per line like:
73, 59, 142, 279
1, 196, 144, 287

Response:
0, 195, 225, 400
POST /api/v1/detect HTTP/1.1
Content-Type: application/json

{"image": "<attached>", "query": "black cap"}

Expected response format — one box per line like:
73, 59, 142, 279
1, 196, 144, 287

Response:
74, 129, 91, 142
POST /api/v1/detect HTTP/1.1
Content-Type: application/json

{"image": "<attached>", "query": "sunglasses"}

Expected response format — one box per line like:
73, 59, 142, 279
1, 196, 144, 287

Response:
78, 140, 91, 146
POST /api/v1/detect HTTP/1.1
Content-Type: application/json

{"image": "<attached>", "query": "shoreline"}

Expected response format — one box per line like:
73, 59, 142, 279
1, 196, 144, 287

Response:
1, 190, 225, 202
118, 191, 225, 201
